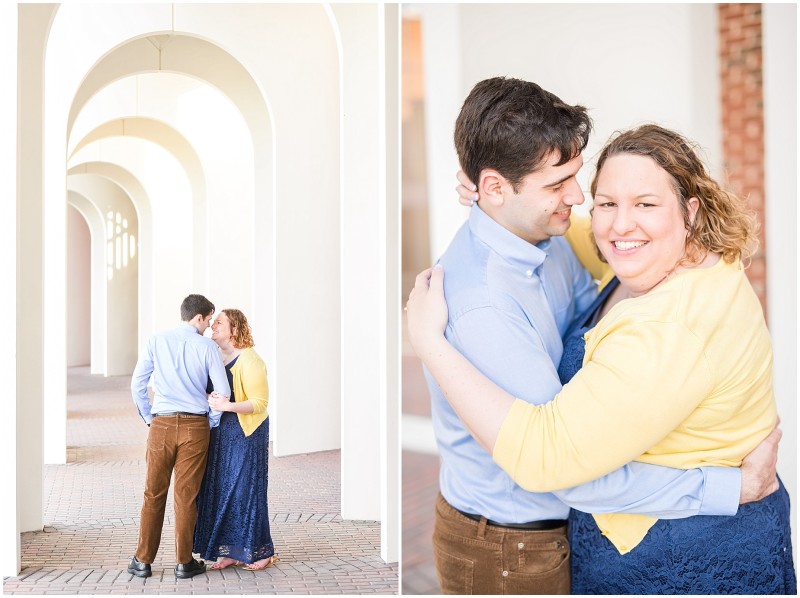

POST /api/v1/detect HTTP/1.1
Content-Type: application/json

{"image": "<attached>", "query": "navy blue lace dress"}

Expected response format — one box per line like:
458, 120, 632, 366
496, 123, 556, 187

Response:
194, 356, 275, 564
559, 278, 796, 594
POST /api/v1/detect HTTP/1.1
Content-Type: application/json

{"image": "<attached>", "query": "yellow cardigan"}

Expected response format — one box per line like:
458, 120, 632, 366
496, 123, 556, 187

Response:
493, 257, 776, 554
230, 347, 269, 437
565, 212, 614, 290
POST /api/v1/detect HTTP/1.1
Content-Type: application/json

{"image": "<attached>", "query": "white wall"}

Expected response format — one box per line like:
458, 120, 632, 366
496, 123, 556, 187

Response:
418, 3, 721, 261
762, 3, 797, 564
420, 3, 468, 263
66, 206, 91, 367
1, 0, 20, 578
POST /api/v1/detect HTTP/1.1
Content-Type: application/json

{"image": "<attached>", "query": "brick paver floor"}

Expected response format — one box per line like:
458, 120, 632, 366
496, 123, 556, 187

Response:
3, 367, 398, 595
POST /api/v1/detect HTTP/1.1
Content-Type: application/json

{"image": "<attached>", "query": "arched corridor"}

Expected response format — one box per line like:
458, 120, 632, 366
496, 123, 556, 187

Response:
3, 368, 397, 594
6, 2, 400, 579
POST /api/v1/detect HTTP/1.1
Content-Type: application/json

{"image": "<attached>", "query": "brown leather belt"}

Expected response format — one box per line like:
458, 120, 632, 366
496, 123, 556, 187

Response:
455, 507, 566, 530
152, 411, 207, 418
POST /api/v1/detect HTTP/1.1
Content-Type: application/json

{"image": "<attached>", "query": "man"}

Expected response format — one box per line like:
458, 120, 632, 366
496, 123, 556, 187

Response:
425, 77, 779, 594
128, 294, 230, 579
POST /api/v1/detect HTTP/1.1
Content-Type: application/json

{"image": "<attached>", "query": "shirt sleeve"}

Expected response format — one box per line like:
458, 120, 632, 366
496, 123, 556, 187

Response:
449, 305, 563, 410
241, 356, 268, 415
553, 462, 740, 518
131, 339, 155, 425
206, 347, 230, 429
493, 319, 716, 491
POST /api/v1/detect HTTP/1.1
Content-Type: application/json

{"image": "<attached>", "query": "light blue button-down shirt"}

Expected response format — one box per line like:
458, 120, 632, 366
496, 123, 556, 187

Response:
427, 204, 739, 523
131, 323, 230, 429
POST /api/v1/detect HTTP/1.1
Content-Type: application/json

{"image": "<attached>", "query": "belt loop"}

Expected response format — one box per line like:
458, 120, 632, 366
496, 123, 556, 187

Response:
477, 516, 487, 539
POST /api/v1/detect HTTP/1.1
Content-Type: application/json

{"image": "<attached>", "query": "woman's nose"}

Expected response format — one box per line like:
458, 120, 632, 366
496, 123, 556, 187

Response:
612, 207, 636, 233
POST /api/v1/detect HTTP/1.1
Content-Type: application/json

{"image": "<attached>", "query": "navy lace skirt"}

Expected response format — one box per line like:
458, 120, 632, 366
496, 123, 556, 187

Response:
193, 413, 275, 563
559, 280, 797, 594
569, 481, 796, 594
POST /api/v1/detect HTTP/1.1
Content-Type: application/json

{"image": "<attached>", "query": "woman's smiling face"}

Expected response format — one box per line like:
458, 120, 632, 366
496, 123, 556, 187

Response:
211, 311, 232, 344
592, 153, 698, 296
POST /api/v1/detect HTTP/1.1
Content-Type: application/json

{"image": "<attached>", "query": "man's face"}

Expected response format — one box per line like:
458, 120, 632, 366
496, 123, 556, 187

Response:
492, 153, 585, 245
200, 313, 213, 333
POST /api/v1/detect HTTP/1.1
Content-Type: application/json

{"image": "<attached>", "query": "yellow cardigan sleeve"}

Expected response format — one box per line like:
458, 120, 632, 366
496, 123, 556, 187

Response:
239, 353, 268, 415
565, 212, 614, 290
492, 319, 715, 492
233, 348, 269, 437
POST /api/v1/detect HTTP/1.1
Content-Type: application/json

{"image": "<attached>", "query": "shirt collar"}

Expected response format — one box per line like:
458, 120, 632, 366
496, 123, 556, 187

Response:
468, 203, 551, 270
178, 322, 200, 335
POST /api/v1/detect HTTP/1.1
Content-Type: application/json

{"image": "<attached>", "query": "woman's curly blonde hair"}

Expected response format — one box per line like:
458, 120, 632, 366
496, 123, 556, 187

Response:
590, 124, 759, 268
222, 308, 254, 349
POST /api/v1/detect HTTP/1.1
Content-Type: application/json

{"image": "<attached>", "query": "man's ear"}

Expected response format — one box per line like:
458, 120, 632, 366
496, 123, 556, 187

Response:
479, 169, 507, 208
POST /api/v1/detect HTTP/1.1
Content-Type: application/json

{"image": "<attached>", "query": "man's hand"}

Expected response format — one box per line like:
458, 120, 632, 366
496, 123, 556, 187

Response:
739, 421, 782, 504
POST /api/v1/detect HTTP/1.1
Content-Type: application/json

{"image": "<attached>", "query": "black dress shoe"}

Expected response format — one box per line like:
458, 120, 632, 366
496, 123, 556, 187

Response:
175, 557, 206, 578
127, 555, 152, 578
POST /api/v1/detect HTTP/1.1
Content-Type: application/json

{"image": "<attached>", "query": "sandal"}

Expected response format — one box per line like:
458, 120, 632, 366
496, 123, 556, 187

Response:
243, 555, 279, 571
210, 558, 243, 570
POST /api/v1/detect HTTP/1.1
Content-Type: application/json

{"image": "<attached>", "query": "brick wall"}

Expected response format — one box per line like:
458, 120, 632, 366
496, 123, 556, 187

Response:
719, 4, 767, 317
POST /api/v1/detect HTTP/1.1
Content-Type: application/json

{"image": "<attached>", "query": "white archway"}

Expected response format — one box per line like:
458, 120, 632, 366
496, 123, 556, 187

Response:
67, 175, 139, 375
10, 3, 400, 576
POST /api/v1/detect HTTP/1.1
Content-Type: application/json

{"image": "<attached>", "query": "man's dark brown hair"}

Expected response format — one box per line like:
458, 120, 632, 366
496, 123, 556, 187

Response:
454, 77, 592, 192
180, 294, 215, 322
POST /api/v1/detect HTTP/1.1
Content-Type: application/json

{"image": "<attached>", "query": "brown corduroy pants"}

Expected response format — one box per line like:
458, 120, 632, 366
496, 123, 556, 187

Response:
135, 415, 210, 565
433, 493, 571, 595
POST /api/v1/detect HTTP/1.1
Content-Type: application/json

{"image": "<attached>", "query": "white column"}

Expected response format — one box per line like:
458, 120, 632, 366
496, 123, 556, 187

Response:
17, 3, 52, 533
331, 2, 382, 522
267, 7, 342, 457
762, 3, 797, 564
329, 3, 401, 562
420, 4, 470, 264
1, 1, 20, 579
381, 3, 401, 565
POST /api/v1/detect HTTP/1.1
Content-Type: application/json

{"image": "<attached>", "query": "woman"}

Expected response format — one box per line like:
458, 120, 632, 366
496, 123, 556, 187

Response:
407, 125, 795, 593
193, 309, 278, 571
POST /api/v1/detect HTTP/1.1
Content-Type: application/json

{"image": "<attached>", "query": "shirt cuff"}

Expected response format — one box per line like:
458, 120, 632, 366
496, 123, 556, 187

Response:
698, 466, 740, 516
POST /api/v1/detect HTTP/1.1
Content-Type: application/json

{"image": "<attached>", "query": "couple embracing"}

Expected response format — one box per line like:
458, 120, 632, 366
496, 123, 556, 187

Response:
406, 77, 796, 594
127, 294, 276, 578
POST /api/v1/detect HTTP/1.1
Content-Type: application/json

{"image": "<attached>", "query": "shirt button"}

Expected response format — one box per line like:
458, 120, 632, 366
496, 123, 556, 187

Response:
518, 543, 524, 549
502, 571, 509, 577
525, 269, 533, 278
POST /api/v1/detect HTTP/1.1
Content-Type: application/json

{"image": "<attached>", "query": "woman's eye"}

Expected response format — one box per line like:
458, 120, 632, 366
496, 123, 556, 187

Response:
552, 184, 564, 192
